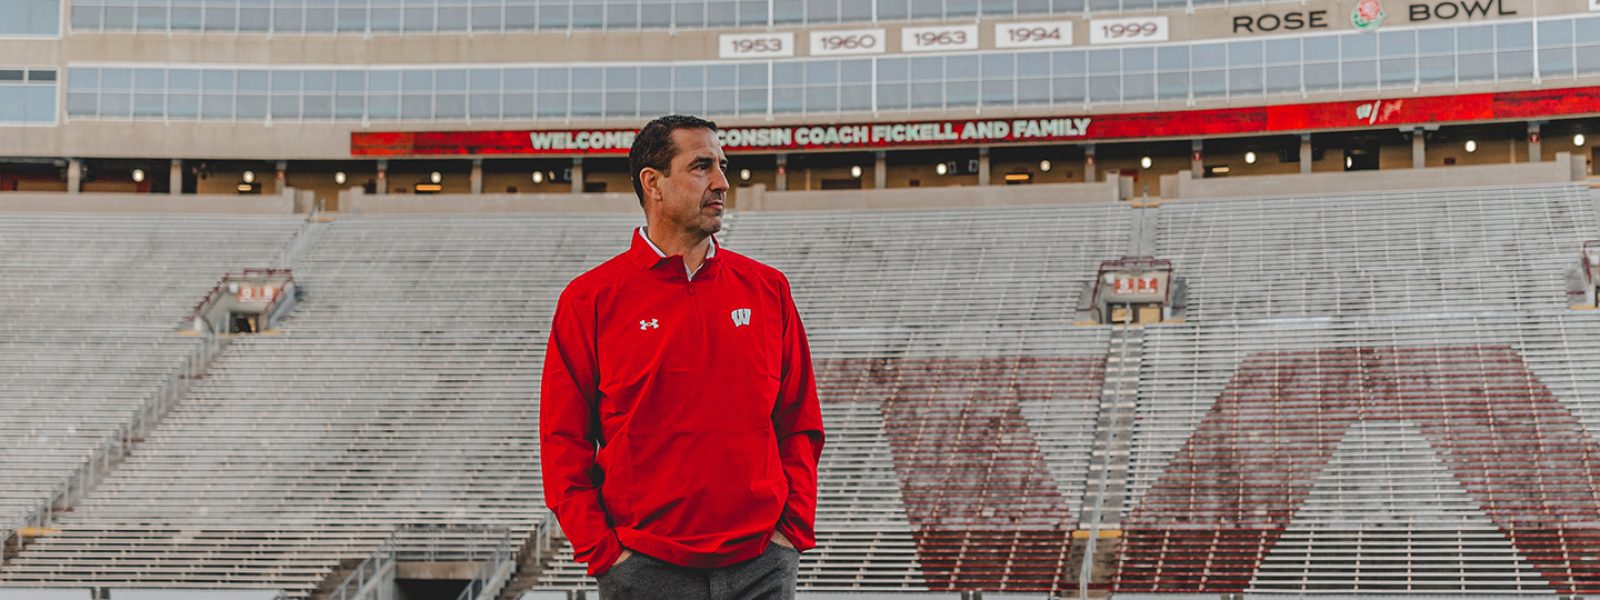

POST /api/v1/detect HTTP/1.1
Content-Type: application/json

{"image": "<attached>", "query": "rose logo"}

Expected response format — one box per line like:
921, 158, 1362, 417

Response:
1352, 0, 1386, 31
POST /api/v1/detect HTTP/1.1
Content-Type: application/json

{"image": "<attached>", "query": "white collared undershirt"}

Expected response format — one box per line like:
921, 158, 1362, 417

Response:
639, 226, 718, 281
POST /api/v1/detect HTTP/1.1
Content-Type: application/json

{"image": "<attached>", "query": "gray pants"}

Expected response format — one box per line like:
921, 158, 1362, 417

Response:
597, 544, 799, 600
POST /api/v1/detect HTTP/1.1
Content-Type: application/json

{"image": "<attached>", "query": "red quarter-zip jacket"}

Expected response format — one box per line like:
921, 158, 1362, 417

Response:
540, 228, 825, 577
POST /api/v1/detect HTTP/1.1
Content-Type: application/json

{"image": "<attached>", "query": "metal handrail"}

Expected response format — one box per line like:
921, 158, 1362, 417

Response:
274, 214, 317, 267
454, 528, 517, 600
1, 524, 14, 562
10, 331, 226, 554
329, 537, 397, 600
534, 510, 557, 564
1080, 319, 1136, 599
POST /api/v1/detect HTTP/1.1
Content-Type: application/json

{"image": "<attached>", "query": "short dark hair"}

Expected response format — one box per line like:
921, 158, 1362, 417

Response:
629, 115, 719, 204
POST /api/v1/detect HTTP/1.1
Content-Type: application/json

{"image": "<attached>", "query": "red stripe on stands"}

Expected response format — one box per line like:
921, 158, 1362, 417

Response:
816, 356, 1105, 593
1114, 346, 1600, 595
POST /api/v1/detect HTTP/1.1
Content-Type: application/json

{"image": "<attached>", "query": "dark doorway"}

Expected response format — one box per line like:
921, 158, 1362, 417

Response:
229, 313, 258, 334
396, 578, 470, 600
1344, 143, 1380, 171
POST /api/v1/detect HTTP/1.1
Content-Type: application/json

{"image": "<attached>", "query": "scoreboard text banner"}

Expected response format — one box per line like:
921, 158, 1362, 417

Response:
351, 85, 1600, 157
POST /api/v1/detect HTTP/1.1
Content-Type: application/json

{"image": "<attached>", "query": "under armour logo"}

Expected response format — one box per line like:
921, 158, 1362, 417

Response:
639, 319, 659, 330
731, 308, 751, 327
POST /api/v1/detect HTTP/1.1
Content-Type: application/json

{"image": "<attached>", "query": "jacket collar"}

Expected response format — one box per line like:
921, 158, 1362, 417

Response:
627, 226, 719, 280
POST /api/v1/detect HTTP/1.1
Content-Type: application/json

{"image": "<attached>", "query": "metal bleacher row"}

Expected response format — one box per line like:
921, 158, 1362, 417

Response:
2, 183, 1599, 598
1156, 185, 1596, 321
1122, 316, 1600, 595
0, 215, 304, 560
1118, 185, 1600, 596
2, 214, 640, 599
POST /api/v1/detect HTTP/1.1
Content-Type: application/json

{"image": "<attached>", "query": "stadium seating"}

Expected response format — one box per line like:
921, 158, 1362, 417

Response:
0, 215, 302, 552
1158, 184, 1597, 320
721, 205, 1135, 339
1, 215, 639, 598
5, 183, 1600, 598
1118, 316, 1600, 595
1111, 184, 1600, 595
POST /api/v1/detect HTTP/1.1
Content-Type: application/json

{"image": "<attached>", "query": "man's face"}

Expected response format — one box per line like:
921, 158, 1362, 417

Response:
653, 128, 729, 236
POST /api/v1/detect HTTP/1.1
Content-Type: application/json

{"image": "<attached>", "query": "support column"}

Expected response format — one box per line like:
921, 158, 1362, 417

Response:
1528, 122, 1543, 163
1412, 128, 1426, 169
1299, 134, 1313, 174
570, 157, 585, 194
1084, 144, 1097, 182
67, 158, 82, 193
169, 159, 183, 195
275, 160, 288, 194
774, 154, 788, 191
977, 147, 991, 186
470, 158, 484, 194
376, 159, 389, 195
873, 151, 887, 189
1190, 139, 1204, 178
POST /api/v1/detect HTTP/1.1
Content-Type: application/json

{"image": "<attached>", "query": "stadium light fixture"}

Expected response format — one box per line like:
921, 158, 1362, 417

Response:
430, 171, 443, 184
132, 168, 145, 183
1577, 133, 1588, 147
1244, 151, 1257, 164
850, 165, 862, 178
242, 170, 255, 183
1140, 156, 1152, 169
935, 163, 948, 176
1039, 160, 1052, 172
1465, 140, 1477, 153
739, 168, 751, 181
334, 171, 347, 185
531, 171, 544, 184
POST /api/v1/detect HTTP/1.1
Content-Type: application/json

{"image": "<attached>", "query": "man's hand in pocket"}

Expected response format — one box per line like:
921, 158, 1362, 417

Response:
612, 549, 635, 569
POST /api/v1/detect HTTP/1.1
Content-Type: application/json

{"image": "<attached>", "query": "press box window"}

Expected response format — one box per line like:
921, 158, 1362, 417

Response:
0, 0, 60, 35
0, 68, 58, 123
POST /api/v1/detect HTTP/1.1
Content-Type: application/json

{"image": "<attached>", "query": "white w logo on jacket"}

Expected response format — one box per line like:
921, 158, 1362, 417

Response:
730, 308, 752, 327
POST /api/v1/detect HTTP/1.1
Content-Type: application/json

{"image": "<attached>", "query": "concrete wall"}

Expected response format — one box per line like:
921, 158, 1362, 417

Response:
742, 180, 1120, 211
0, 192, 296, 214
344, 190, 642, 214
1160, 152, 1589, 200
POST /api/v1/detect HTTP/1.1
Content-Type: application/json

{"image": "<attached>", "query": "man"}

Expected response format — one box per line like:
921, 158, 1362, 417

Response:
540, 114, 825, 600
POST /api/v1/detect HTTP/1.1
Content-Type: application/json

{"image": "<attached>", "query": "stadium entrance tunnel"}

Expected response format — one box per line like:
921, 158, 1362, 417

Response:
1078, 257, 1185, 325
395, 577, 472, 600
181, 269, 296, 335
